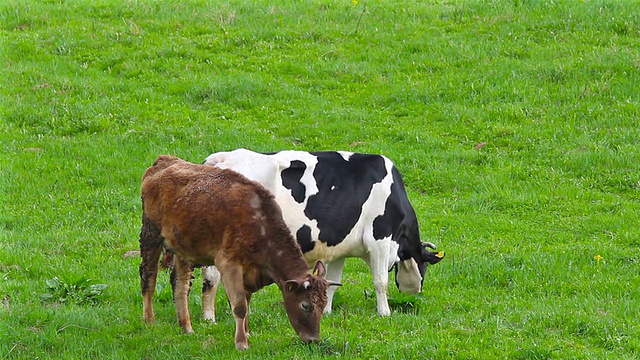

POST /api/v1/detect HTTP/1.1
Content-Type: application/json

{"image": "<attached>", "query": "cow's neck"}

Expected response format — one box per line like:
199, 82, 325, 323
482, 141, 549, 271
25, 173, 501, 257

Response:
263, 236, 309, 288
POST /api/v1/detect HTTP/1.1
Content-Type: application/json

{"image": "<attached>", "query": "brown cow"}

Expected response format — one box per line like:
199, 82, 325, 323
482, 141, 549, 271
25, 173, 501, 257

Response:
139, 155, 329, 350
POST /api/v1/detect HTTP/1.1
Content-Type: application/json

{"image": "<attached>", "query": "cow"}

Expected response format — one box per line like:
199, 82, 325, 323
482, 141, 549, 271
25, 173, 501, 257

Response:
199, 149, 444, 318
139, 155, 330, 350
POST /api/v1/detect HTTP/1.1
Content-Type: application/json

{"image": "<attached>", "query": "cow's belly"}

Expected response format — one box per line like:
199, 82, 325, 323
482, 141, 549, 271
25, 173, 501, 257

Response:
302, 236, 367, 265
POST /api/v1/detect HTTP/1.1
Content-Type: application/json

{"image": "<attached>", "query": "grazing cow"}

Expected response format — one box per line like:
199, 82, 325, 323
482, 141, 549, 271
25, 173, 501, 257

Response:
139, 155, 329, 350
200, 149, 444, 318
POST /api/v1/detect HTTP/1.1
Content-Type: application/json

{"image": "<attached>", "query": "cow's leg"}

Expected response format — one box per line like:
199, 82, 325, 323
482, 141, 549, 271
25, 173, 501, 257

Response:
323, 257, 346, 314
244, 292, 252, 336
172, 256, 194, 334
201, 265, 221, 322
139, 214, 164, 323
364, 240, 392, 316
218, 262, 249, 350
140, 246, 162, 323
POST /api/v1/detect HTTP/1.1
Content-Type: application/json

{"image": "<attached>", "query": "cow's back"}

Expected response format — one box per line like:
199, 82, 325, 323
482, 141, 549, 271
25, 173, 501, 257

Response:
141, 156, 279, 266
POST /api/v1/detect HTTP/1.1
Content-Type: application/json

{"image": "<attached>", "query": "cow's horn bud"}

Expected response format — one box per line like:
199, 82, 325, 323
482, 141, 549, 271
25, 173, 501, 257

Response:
422, 242, 437, 249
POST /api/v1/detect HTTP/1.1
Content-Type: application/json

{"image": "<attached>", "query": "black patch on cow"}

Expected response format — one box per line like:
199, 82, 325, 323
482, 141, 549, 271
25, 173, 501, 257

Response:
296, 225, 315, 252
304, 152, 387, 246
281, 160, 307, 203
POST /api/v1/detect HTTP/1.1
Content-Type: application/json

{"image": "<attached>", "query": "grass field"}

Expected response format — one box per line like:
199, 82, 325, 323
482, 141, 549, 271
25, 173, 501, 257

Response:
2, 0, 640, 358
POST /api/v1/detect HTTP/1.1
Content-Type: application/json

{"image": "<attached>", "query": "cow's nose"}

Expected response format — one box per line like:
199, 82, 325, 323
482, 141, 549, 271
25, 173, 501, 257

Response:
300, 334, 320, 344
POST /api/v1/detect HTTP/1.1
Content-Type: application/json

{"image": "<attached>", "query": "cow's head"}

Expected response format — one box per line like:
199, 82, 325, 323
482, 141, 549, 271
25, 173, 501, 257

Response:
395, 242, 444, 293
282, 261, 329, 343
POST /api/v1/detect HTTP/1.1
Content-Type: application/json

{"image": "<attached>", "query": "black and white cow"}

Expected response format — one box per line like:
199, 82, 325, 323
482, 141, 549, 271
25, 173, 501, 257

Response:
200, 149, 444, 317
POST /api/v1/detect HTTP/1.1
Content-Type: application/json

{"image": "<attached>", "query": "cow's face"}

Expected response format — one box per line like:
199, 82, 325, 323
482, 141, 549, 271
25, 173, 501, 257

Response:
282, 261, 328, 343
395, 259, 422, 293
395, 243, 445, 293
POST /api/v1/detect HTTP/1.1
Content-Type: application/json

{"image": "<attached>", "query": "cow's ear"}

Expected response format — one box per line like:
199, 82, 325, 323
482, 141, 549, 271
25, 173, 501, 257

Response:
424, 250, 445, 265
285, 280, 301, 293
312, 260, 326, 278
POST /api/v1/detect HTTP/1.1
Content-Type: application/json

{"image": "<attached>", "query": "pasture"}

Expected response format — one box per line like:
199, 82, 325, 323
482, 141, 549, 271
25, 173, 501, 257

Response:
1, 0, 640, 358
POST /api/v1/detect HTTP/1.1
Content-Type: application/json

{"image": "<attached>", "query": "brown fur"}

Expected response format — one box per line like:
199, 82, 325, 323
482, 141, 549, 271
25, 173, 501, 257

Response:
139, 155, 328, 350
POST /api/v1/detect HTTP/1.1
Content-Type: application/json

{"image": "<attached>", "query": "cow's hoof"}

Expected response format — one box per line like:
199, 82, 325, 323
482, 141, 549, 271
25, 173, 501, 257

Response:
235, 342, 249, 351
202, 312, 216, 323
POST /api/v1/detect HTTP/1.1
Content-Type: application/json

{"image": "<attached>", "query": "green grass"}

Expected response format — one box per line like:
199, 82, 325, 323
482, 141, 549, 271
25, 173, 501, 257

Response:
2, 0, 640, 358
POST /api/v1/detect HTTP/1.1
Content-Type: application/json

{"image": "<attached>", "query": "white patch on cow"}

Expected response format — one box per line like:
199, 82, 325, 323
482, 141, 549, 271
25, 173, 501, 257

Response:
201, 266, 221, 322
387, 241, 400, 270
250, 194, 261, 209
338, 151, 353, 161
303, 281, 310, 289
205, 148, 281, 192
253, 210, 265, 221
